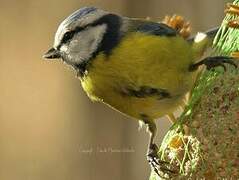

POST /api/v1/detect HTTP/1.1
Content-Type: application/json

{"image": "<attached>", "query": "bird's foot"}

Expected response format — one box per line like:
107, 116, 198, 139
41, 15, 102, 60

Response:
189, 56, 237, 71
147, 143, 177, 178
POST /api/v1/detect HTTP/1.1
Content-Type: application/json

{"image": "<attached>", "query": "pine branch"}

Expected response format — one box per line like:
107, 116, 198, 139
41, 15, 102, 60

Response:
150, 1, 239, 179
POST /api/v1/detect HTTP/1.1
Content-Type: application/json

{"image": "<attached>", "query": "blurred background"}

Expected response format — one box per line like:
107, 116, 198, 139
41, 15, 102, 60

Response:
0, 0, 229, 179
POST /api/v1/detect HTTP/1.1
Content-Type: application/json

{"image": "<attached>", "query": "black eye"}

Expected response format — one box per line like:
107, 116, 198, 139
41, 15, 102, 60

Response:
62, 31, 75, 43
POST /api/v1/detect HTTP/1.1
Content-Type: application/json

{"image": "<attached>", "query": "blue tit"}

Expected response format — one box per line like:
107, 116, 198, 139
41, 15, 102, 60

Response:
43, 7, 237, 175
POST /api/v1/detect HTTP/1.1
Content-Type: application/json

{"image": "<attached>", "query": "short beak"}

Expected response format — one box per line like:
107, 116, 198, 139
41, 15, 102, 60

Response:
43, 48, 61, 59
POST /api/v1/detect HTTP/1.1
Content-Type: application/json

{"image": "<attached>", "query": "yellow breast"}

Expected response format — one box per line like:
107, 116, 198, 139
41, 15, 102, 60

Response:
81, 32, 196, 120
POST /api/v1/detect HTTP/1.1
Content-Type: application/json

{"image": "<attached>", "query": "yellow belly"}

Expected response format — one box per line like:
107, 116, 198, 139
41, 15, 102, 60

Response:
81, 32, 196, 120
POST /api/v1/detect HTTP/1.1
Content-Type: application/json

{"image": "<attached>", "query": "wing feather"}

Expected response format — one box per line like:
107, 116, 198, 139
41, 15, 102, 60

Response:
126, 18, 177, 37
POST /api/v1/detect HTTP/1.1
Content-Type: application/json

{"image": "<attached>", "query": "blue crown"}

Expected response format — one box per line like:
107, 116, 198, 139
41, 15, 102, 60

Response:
65, 7, 97, 23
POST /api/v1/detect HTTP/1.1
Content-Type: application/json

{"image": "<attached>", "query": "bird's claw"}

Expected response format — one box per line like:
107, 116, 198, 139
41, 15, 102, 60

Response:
147, 144, 177, 178
189, 56, 237, 71
203, 56, 237, 71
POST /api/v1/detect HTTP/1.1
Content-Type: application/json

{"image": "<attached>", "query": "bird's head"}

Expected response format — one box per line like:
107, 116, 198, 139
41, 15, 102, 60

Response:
43, 7, 123, 75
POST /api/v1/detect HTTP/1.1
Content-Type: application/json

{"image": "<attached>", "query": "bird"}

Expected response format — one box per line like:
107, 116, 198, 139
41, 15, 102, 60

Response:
43, 7, 237, 176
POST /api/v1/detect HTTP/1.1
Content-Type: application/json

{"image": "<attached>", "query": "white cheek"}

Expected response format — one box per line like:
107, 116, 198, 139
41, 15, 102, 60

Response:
70, 39, 92, 61
60, 44, 80, 63
60, 45, 68, 52
67, 24, 107, 64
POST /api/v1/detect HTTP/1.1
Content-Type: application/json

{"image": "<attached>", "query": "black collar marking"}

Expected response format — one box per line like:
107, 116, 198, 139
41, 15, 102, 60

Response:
58, 14, 122, 76
90, 14, 122, 57
75, 14, 122, 76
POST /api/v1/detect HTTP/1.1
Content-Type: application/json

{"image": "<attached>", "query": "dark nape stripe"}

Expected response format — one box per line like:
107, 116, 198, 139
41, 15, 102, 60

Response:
76, 14, 122, 76
90, 14, 122, 57
58, 14, 122, 55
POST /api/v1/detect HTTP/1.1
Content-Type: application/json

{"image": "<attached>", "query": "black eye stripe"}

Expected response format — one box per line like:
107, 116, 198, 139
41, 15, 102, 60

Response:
60, 26, 85, 45
74, 26, 84, 32
61, 31, 75, 43
59, 14, 120, 49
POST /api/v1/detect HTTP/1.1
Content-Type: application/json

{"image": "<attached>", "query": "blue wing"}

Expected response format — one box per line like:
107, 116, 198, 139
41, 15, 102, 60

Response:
136, 22, 177, 36
128, 19, 177, 37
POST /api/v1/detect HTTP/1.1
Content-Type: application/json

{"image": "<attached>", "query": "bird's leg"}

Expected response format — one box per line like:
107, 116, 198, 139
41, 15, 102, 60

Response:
143, 118, 176, 177
189, 56, 237, 72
